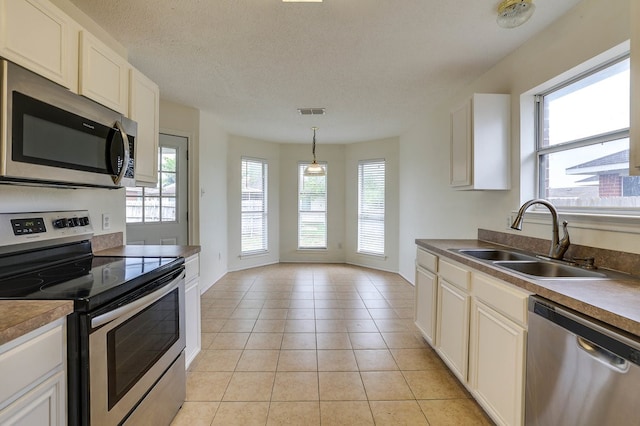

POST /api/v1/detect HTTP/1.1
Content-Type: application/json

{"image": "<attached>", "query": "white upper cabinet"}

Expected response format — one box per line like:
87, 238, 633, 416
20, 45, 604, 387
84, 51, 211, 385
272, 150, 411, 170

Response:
450, 94, 510, 190
79, 30, 129, 115
630, 1, 640, 174
129, 68, 159, 186
0, 0, 79, 90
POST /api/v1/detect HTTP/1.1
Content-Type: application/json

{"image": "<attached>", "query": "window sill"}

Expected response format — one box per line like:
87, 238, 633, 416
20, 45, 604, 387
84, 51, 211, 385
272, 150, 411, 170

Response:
356, 251, 387, 259
296, 248, 328, 252
240, 250, 269, 259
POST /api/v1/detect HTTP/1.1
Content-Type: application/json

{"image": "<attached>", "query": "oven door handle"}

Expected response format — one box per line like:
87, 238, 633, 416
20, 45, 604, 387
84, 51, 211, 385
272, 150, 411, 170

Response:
91, 271, 185, 329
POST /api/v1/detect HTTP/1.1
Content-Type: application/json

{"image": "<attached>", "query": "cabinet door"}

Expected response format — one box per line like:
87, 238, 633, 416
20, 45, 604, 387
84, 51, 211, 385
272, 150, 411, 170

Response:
0, 371, 66, 426
0, 0, 78, 89
436, 279, 470, 382
469, 300, 525, 426
185, 278, 201, 369
79, 30, 129, 114
129, 68, 160, 186
414, 266, 437, 346
450, 98, 472, 187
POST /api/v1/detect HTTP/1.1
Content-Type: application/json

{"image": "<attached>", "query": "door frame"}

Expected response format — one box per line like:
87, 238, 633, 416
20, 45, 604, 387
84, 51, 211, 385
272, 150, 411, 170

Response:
159, 128, 196, 245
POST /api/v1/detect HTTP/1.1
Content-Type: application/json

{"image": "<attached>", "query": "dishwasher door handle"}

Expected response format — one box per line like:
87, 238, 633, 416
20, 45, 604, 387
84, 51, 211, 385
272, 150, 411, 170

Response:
577, 336, 629, 373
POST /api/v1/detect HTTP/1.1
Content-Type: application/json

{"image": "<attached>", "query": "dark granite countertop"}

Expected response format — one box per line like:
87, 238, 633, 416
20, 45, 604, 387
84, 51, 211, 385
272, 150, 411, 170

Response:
94, 245, 201, 259
416, 238, 640, 338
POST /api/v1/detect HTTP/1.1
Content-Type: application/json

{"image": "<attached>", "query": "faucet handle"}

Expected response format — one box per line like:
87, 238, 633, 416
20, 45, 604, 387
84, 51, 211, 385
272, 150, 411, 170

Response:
571, 256, 597, 270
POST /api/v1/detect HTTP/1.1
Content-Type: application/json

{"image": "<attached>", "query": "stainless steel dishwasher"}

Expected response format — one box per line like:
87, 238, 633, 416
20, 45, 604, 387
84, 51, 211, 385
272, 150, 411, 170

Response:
526, 296, 640, 425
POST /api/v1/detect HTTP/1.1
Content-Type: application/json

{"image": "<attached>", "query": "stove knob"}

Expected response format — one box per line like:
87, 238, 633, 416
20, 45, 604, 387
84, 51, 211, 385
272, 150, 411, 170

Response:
53, 219, 68, 228
67, 218, 75, 227
82, 217, 90, 226
72, 217, 81, 227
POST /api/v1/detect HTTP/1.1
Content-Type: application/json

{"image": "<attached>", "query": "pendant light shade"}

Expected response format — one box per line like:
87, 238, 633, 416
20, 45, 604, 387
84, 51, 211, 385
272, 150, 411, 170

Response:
497, 0, 535, 28
303, 126, 325, 176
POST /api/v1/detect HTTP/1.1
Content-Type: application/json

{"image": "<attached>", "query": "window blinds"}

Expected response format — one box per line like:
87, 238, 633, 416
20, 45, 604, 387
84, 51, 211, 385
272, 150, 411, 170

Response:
358, 160, 385, 255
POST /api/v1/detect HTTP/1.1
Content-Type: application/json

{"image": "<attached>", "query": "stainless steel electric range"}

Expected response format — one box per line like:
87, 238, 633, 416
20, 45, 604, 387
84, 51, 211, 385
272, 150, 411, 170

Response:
0, 211, 186, 425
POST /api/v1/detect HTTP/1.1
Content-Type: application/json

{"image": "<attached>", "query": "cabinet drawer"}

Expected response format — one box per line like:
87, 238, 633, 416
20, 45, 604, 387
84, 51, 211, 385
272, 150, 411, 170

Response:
439, 259, 470, 291
416, 248, 437, 272
0, 321, 64, 403
185, 254, 200, 283
473, 273, 531, 326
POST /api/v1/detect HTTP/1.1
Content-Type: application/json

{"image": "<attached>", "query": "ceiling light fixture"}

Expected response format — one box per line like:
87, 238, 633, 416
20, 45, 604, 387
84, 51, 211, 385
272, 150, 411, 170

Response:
303, 127, 325, 176
496, 0, 536, 29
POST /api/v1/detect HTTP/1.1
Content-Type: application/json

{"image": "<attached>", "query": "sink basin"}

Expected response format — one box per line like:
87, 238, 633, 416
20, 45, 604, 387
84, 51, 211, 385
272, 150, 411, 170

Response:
494, 260, 608, 279
456, 249, 534, 262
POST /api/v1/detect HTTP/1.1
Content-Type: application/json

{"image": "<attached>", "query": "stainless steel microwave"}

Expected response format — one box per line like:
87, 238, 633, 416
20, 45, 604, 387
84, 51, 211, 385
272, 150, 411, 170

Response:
0, 59, 136, 188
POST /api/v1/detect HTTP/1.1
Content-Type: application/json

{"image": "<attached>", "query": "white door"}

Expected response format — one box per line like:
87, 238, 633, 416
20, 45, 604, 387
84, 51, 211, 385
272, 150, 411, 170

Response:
126, 133, 189, 245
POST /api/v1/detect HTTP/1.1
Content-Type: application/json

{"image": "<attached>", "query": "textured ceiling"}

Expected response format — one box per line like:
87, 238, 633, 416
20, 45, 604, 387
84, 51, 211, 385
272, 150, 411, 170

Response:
69, 0, 582, 143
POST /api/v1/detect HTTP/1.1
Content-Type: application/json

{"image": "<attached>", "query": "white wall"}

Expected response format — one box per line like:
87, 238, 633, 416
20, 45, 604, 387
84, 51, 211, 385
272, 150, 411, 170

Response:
227, 135, 280, 271
198, 110, 229, 291
345, 138, 400, 272
398, 0, 632, 283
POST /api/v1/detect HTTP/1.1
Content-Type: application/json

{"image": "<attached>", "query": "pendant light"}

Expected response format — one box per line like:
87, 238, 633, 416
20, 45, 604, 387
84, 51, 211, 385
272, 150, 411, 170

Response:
497, 0, 535, 28
303, 126, 325, 176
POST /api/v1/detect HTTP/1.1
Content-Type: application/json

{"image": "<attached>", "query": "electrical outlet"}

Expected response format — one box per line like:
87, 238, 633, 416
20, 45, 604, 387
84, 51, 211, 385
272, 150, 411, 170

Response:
102, 213, 111, 230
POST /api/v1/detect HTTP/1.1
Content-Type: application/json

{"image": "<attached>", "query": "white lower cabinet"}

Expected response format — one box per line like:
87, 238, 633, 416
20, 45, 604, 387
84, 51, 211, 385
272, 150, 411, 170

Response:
184, 254, 201, 369
0, 319, 67, 426
415, 246, 530, 426
414, 265, 438, 345
436, 279, 470, 382
469, 299, 526, 426
0, 371, 65, 426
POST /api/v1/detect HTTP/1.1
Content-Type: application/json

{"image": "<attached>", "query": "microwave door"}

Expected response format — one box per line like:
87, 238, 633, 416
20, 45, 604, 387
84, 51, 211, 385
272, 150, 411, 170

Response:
108, 121, 130, 185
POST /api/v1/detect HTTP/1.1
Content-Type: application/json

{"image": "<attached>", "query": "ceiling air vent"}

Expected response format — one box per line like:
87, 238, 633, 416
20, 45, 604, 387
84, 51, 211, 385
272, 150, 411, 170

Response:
297, 108, 326, 115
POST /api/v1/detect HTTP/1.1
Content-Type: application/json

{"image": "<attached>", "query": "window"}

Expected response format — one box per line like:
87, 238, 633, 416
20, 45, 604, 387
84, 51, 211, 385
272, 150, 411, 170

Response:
536, 56, 636, 211
126, 147, 178, 223
358, 160, 385, 255
298, 163, 327, 249
241, 158, 268, 254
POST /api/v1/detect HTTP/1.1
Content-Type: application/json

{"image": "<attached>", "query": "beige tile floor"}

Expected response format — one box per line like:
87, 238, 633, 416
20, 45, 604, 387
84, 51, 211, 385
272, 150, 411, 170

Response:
171, 263, 494, 426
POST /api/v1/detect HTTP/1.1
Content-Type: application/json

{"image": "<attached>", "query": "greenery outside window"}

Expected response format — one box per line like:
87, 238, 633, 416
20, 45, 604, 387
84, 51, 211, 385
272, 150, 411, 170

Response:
298, 162, 327, 249
241, 157, 268, 254
536, 56, 635, 212
358, 159, 385, 256
126, 147, 177, 223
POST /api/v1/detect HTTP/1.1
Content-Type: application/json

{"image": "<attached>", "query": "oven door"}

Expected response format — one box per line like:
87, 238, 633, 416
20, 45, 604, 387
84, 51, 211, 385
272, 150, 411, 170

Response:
88, 269, 185, 425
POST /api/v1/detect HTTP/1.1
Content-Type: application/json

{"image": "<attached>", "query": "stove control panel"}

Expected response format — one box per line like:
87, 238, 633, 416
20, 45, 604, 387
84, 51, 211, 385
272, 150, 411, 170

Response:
0, 210, 93, 254
52, 216, 90, 229
10, 218, 47, 235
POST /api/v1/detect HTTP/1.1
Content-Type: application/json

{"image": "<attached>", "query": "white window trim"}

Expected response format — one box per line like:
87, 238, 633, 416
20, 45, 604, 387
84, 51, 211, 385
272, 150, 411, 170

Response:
297, 161, 328, 250
520, 40, 637, 227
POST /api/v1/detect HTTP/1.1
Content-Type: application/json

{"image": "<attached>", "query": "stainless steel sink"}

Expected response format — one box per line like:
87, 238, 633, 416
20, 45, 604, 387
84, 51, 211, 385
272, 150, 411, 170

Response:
456, 249, 534, 262
451, 247, 613, 280
494, 260, 607, 279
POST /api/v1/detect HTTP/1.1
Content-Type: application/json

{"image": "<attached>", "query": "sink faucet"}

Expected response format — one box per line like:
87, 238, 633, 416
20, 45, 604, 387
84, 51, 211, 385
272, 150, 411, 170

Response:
510, 199, 570, 260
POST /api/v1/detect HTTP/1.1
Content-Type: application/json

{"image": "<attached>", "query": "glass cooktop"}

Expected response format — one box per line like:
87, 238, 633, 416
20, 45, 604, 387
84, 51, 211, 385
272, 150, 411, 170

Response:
0, 255, 183, 311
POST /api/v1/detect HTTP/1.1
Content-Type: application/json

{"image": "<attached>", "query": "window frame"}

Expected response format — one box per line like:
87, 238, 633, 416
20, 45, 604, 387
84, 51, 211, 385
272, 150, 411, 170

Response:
241, 156, 269, 255
357, 159, 386, 257
534, 53, 633, 214
297, 161, 328, 250
126, 146, 179, 224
